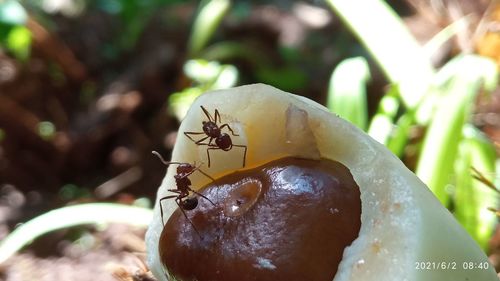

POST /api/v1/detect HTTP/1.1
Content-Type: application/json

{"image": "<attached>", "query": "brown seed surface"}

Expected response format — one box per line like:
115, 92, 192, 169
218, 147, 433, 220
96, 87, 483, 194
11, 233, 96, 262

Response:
159, 157, 361, 281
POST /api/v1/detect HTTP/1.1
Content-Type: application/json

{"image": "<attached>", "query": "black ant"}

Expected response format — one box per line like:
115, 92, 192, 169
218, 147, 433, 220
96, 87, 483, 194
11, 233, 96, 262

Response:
152, 151, 215, 233
184, 105, 247, 168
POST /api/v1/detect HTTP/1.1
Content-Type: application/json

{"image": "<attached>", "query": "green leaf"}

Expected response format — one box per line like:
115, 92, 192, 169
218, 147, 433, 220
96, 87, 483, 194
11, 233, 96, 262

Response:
454, 125, 498, 251
212, 64, 238, 89
255, 66, 307, 91
327, 57, 370, 130
184, 59, 224, 84
326, 0, 435, 108
386, 112, 415, 157
188, 0, 231, 56
5, 25, 31, 60
415, 55, 498, 206
423, 15, 472, 59
0, 203, 153, 264
171, 59, 239, 120
169, 87, 204, 121
367, 84, 400, 144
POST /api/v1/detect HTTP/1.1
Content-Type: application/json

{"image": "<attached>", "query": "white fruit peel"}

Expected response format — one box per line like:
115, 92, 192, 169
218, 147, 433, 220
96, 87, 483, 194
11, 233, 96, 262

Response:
145, 83, 498, 281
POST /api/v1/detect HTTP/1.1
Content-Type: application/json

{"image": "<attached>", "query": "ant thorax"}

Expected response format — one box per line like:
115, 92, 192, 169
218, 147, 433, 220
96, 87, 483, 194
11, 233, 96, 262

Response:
202, 121, 220, 137
174, 175, 191, 187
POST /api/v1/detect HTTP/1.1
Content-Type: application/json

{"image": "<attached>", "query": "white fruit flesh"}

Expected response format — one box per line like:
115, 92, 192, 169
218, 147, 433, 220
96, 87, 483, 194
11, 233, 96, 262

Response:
146, 84, 498, 281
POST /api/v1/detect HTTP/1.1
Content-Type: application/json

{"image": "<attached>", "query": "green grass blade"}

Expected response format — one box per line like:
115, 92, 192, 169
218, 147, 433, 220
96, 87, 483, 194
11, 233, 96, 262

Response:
415, 55, 498, 206
423, 15, 472, 59
454, 125, 498, 251
385, 112, 415, 157
367, 85, 400, 144
169, 60, 239, 120
188, 0, 231, 56
169, 87, 203, 121
0, 203, 153, 264
325, 0, 435, 108
212, 64, 238, 89
414, 48, 497, 126
327, 57, 370, 130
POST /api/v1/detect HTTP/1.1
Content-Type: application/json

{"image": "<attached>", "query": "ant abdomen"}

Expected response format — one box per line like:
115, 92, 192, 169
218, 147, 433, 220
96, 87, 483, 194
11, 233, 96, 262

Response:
215, 134, 232, 151
181, 197, 198, 211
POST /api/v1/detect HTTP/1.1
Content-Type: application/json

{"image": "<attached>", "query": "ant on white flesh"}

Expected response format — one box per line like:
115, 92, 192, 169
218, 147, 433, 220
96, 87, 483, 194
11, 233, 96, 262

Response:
184, 106, 247, 168
153, 151, 215, 235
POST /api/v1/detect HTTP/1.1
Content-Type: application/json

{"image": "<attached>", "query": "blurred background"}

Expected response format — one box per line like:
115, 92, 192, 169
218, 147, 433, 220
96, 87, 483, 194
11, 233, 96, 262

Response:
0, 0, 500, 280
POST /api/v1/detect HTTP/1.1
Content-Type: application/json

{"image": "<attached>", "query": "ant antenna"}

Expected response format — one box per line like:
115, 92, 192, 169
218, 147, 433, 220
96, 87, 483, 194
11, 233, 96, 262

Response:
152, 151, 215, 181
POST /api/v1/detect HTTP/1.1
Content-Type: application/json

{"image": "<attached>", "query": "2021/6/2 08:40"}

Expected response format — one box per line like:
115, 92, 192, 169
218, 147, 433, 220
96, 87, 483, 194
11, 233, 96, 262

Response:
415, 261, 490, 270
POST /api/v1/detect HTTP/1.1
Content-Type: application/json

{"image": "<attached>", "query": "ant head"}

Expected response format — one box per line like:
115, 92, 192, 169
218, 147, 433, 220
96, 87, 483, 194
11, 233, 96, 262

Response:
176, 163, 194, 175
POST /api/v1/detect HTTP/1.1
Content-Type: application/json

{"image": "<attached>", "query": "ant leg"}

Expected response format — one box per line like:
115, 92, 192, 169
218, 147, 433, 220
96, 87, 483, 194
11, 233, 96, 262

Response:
167, 189, 182, 194
193, 143, 217, 168
232, 144, 248, 167
195, 136, 210, 145
192, 164, 215, 181
159, 195, 178, 225
219, 123, 239, 137
214, 109, 221, 124
190, 189, 216, 206
206, 147, 212, 168
200, 105, 214, 122
175, 198, 202, 238
184, 131, 206, 143
206, 146, 221, 168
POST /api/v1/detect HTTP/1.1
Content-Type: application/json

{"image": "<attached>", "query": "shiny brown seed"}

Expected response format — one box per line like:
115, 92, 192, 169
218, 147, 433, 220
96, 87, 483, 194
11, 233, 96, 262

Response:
158, 157, 361, 281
